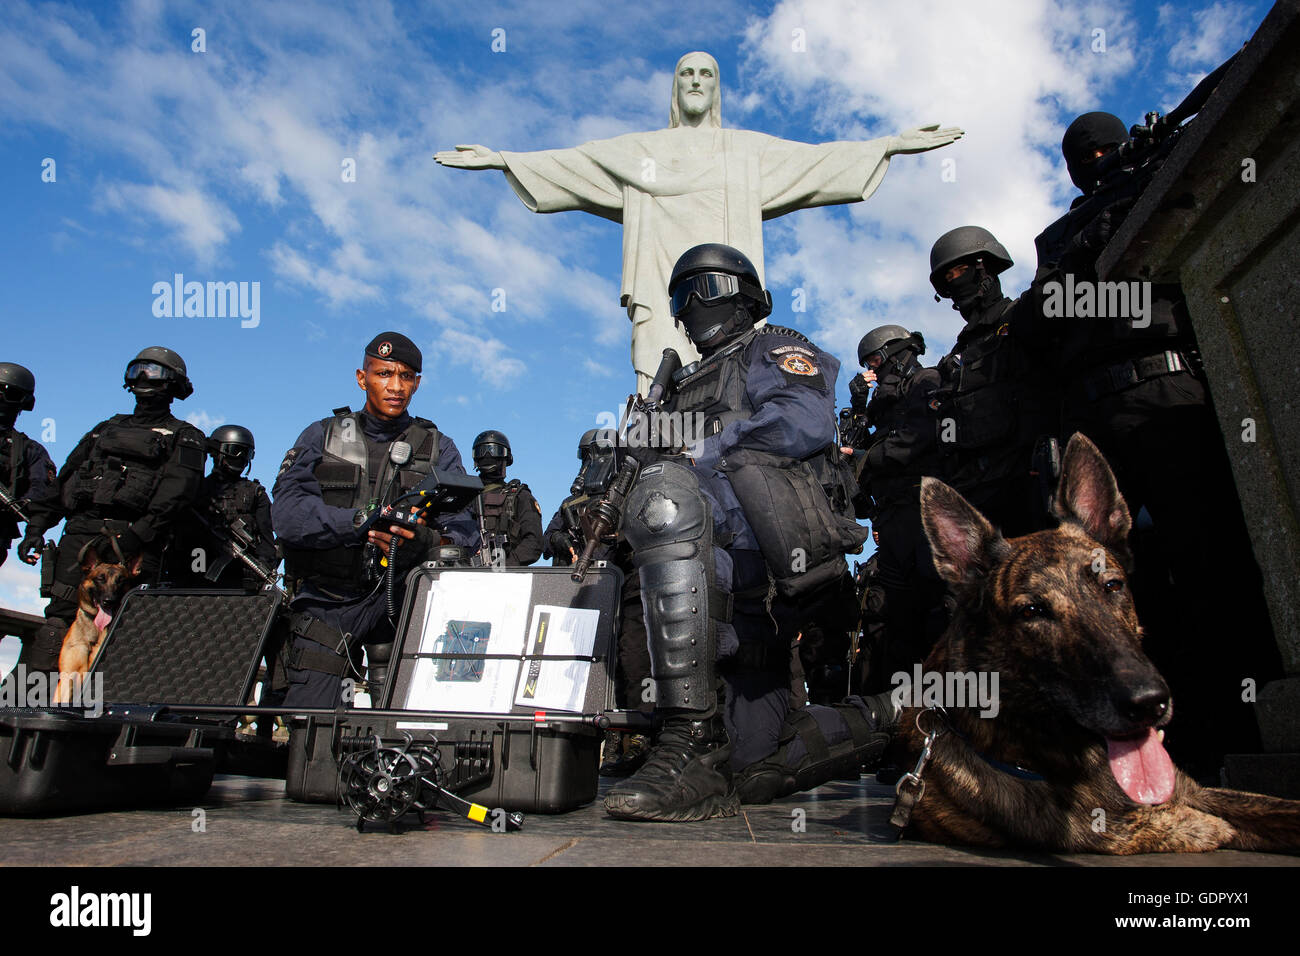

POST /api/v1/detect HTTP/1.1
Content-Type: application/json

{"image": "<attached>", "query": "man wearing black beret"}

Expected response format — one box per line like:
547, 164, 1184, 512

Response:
271, 331, 478, 707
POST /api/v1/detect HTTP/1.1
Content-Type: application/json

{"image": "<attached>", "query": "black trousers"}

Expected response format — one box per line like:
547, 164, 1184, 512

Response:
869, 503, 948, 691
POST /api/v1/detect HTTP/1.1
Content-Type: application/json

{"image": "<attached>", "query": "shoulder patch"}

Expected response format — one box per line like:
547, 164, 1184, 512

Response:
769, 348, 819, 376
278, 447, 301, 478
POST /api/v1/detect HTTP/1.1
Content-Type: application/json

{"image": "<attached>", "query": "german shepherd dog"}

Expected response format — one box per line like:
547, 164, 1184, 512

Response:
53, 547, 142, 704
895, 433, 1300, 853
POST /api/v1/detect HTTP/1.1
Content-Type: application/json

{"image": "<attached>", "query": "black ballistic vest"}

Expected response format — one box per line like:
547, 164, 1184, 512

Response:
283, 411, 440, 593
63, 414, 194, 517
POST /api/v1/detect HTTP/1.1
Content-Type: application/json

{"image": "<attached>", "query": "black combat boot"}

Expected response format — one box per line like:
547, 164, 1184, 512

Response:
599, 729, 624, 776
734, 692, 899, 805
620, 733, 650, 774
604, 712, 739, 821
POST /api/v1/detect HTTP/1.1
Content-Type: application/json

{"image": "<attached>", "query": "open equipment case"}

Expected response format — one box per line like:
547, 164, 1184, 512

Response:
286, 562, 625, 814
0, 585, 285, 815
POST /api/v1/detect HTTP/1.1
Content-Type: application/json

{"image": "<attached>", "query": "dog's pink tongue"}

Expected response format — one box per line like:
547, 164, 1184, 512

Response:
1107, 729, 1175, 804
93, 606, 113, 631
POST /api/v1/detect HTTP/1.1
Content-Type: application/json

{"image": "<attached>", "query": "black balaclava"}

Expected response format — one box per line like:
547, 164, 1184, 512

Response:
1062, 111, 1130, 195
944, 260, 1005, 321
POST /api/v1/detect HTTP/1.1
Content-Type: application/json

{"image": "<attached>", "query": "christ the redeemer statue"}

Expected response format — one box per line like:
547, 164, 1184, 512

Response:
436, 51, 963, 388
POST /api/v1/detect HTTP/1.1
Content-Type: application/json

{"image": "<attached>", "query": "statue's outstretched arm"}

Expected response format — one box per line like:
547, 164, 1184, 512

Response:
434, 144, 507, 170
885, 124, 964, 155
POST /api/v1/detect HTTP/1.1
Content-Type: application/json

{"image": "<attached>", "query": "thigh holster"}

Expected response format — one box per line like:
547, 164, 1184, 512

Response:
623, 461, 730, 713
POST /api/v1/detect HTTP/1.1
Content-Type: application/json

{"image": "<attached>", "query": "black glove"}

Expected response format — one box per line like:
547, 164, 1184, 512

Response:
548, 530, 576, 565
1073, 196, 1137, 254
624, 441, 661, 467
18, 530, 44, 565
849, 374, 872, 410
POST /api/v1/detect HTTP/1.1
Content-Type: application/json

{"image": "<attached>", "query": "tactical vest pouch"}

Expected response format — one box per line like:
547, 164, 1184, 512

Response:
954, 388, 1016, 450
721, 449, 869, 599
954, 341, 1017, 450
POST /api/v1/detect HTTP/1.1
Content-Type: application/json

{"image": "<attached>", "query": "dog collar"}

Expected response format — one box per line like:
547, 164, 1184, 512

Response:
974, 752, 1045, 781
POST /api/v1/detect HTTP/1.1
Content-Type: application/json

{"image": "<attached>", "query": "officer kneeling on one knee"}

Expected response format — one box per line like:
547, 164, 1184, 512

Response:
272, 332, 477, 709
604, 243, 887, 823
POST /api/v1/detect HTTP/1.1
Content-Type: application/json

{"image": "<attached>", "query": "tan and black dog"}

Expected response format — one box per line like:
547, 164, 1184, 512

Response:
53, 547, 142, 704
895, 432, 1300, 854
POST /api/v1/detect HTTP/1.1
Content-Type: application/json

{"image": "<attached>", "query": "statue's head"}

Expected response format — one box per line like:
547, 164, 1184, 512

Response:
670, 51, 722, 129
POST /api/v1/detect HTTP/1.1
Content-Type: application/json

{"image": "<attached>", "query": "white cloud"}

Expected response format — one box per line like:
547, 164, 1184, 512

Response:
1166, 1, 1252, 68
0, 559, 44, 617
186, 409, 226, 432
738, 0, 1139, 363
438, 328, 527, 386
97, 183, 241, 263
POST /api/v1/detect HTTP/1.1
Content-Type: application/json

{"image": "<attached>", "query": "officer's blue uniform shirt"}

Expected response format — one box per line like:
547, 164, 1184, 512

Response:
684, 329, 840, 553
689, 330, 839, 471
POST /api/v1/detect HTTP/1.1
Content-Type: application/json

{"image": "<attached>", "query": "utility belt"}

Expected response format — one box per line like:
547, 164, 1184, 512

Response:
1079, 349, 1200, 402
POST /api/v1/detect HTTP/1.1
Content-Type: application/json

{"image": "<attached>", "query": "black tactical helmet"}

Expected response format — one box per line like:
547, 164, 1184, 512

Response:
472, 429, 513, 468
928, 226, 1013, 294
209, 424, 255, 474
668, 243, 773, 349
577, 427, 620, 456
1062, 112, 1131, 192
124, 346, 193, 400
0, 363, 36, 412
857, 325, 925, 368
574, 428, 621, 496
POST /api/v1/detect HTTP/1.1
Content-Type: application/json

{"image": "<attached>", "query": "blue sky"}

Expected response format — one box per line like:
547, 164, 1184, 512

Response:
0, 0, 1273, 662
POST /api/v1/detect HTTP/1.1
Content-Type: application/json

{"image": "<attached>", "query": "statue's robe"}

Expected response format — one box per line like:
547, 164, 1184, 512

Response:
500, 127, 893, 382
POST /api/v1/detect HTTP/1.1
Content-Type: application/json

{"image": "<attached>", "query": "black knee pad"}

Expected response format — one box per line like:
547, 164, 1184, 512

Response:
624, 461, 729, 712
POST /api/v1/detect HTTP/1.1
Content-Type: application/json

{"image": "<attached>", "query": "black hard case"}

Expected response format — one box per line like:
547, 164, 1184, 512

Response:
286, 564, 622, 813
0, 586, 282, 815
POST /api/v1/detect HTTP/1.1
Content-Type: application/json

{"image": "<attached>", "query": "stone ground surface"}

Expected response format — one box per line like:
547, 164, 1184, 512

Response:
2, 774, 1297, 867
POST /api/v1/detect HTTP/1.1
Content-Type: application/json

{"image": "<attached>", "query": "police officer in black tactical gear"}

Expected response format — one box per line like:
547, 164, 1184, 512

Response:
0, 363, 55, 569
544, 428, 652, 776
469, 430, 543, 568
929, 226, 1058, 538
849, 324, 947, 684
1033, 114, 1283, 775
166, 425, 277, 591
272, 332, 478, 709
16, 347, 206, 676
604, 243, 892, 822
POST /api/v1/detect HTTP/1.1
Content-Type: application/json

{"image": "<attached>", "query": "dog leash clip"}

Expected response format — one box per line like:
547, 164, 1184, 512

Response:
888, 708, 947, 837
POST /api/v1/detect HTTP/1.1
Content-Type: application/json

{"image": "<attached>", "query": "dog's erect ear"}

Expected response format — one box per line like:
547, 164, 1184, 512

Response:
127, 553, 144, 576
921, 477, 1003, 586
80, 546, 100, 572
1052, 433, 1132, 551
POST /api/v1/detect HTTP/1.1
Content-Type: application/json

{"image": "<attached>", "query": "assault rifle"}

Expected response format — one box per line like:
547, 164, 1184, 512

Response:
1038, 49, 1240, 272
195, 511, 285, 595
0, 486, 30, 526
571, 348, 680, 582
